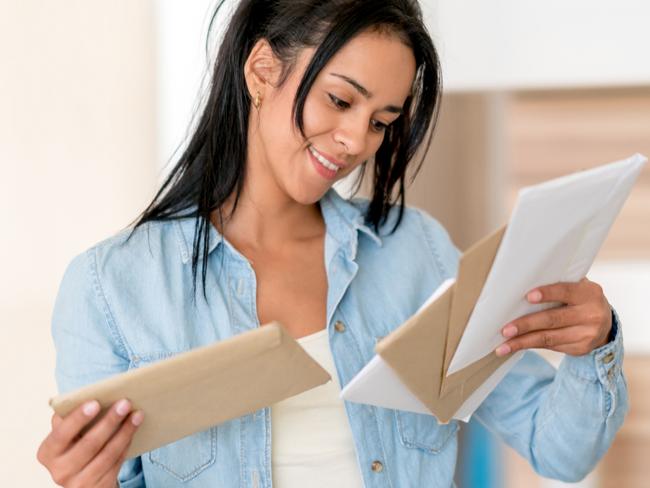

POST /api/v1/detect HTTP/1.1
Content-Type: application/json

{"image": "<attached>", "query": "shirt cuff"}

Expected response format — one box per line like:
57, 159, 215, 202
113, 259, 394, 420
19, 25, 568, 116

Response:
560, 307, 623, 387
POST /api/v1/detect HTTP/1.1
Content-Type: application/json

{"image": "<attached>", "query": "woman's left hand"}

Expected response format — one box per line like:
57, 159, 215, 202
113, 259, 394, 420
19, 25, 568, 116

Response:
496, 277, 613, 357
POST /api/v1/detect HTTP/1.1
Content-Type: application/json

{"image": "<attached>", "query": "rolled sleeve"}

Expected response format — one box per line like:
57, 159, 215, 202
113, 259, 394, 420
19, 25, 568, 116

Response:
476, 307, 629, 482
560, 307, 626, 419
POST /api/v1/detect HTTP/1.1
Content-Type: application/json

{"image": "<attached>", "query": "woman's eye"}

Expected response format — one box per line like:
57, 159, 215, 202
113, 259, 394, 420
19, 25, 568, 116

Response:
371, 120, 389, 132
328, 93, 350, 109
328, 93, 389, 133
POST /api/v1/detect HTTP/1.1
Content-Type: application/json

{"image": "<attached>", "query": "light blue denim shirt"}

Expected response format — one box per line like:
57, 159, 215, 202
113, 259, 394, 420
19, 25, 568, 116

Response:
52, 188, 628, 487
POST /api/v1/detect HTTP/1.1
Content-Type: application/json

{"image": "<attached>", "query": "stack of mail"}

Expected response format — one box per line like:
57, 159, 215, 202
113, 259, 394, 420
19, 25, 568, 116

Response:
341, 153, 647, 423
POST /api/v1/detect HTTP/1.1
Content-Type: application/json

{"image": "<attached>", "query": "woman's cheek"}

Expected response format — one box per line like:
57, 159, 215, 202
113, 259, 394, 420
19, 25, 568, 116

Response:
302, 98, 333, 136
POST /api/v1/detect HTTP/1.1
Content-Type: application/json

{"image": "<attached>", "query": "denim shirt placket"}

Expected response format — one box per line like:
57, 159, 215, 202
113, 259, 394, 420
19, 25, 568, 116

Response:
220, 240, 271, 488
212, 190, 395, 487
320, 205, 394, 488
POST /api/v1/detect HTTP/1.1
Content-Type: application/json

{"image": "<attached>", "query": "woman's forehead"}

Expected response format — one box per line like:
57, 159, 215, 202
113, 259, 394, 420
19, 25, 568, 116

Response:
298, 31, 416, 102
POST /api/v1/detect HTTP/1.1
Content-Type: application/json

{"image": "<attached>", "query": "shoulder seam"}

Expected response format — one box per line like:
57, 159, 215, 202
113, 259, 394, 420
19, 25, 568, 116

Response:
86, 247, 133, 361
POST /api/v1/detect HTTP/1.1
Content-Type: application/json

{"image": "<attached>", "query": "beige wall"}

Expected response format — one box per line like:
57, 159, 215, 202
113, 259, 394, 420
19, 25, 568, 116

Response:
0, 1, 157, 485
407, 93, 508, 250
506, 87, 650, 259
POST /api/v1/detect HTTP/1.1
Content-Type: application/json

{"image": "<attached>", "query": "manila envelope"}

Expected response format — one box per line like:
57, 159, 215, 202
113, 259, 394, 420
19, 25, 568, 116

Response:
49, 322, 331, 458
375, 226, 510, 423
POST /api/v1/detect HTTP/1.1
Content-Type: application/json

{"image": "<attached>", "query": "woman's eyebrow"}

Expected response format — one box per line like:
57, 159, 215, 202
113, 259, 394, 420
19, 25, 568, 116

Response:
329, 72, 403, 114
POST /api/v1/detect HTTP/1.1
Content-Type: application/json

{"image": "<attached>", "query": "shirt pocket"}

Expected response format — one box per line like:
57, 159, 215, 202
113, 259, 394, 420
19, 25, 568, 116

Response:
394, 410, 458, 453
133, 354, 218, 482
148, 427, 218, 482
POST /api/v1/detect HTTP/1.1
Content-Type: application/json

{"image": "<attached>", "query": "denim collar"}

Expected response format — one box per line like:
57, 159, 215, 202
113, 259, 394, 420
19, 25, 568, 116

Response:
173, 188, 382, 264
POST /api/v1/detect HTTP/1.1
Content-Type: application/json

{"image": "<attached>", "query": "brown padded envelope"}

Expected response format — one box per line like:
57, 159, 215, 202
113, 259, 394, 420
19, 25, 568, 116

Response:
49, 322, 331, 458
376, 226, 511, 423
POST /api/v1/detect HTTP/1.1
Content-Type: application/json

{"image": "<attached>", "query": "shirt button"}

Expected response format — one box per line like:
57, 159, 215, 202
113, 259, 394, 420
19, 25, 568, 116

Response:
603, 352, 615, 364
371, 460, 384, 473
334, 321, 346, 333
607, 368, 615, 381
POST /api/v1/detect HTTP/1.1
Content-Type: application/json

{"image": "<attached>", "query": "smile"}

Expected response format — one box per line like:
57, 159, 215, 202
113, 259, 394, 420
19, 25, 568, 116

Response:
308, 145, 341, 172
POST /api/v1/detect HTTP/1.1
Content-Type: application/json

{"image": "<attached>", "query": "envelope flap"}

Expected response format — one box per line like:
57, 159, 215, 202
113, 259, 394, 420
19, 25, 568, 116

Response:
442, 351, 510, 401
375, 285, 453, 413
442, 226, 506, 378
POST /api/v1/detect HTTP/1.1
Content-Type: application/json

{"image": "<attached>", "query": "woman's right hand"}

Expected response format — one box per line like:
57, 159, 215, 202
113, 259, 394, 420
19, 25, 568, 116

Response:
37, 399, 144, 487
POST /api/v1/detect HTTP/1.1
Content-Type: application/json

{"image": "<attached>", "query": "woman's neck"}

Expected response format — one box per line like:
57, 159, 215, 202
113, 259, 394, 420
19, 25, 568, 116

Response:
211, 181, 325, 252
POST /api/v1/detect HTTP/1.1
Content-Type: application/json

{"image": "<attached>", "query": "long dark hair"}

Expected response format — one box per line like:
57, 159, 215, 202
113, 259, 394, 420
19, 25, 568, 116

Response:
129, 0, 442, 297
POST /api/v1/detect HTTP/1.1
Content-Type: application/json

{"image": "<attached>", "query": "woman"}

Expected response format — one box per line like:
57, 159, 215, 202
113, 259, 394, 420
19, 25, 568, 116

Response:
37, 0, 628, 486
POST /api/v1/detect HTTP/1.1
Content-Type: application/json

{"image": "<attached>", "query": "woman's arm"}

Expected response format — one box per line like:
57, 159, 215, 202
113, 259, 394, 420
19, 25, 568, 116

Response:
475, 310, 627, 482
40, 249, 145, 487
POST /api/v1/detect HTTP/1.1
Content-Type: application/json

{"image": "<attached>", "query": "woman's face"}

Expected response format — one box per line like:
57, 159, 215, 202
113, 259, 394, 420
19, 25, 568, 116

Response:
246, 30, 417, 204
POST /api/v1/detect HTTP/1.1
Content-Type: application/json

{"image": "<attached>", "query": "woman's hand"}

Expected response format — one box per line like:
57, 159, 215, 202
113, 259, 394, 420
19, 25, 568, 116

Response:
37, 398, 143, 487
496, 278, 613, 357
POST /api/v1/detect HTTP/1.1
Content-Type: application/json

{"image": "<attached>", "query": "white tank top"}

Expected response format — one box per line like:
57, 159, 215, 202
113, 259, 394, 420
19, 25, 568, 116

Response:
271, 328, 365, 487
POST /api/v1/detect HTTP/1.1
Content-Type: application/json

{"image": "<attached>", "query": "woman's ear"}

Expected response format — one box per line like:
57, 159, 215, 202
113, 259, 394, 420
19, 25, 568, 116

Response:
244, 38, 282, 102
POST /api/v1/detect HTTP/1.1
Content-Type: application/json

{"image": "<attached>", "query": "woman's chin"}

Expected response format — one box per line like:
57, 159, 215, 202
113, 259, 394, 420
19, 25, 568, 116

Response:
291, 189, 328, 206
287, 180, 332, 206
283, 159, 342, 205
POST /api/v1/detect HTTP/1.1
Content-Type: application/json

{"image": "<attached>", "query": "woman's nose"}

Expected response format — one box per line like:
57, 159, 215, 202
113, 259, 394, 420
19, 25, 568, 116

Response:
333, 117, 369, 157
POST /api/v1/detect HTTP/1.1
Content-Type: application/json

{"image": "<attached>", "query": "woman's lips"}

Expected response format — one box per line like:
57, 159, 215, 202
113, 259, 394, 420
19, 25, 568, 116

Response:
308, 147, 339, 180
312, 147, 346, 167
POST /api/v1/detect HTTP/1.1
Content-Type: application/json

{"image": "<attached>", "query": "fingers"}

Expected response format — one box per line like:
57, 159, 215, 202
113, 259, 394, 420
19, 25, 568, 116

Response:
77, 410, 143, 484
501, 305, 585, 338
41, 400, 102, 459
37, 398, 144, 488
527, 278, 602, 307
38, 400, 101, 485
61, 399, 134, 470
497, 324, 595, 356
497, 278, 613, 357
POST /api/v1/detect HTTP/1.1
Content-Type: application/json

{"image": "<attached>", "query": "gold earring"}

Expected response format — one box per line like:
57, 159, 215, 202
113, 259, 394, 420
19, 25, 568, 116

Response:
254, 91, 262, 108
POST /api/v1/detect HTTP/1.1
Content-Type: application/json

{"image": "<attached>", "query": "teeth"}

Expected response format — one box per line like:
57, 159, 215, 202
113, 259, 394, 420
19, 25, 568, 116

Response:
309, 146, 339, 172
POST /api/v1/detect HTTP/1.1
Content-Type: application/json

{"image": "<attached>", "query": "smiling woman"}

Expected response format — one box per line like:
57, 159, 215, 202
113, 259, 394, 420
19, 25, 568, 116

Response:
131, 0, 440, 302
37, 1, 628, 487
238, 30, 416, 205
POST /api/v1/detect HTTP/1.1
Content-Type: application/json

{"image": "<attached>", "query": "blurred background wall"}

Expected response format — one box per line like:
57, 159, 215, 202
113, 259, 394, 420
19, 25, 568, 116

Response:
1, 0, 648, 486
0, 1, 157, 485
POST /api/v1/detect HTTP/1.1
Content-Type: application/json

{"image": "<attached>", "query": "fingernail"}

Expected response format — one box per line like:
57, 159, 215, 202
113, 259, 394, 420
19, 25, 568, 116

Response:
502, 325, 518, 338
83, 400, 100, 417
115, 399, 131, 416
496, 344, 511, 356
131, 410, 144, 426
528, 290, 542, 303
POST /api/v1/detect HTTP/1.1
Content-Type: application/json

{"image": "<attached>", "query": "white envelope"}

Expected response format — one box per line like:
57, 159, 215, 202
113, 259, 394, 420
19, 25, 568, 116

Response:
342, 153, 647, 422
449, 152, 647, 374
